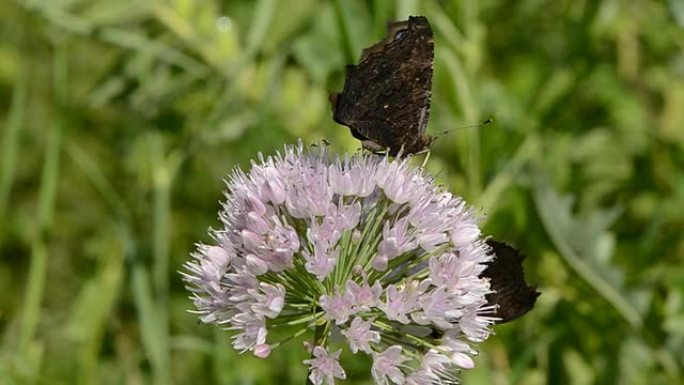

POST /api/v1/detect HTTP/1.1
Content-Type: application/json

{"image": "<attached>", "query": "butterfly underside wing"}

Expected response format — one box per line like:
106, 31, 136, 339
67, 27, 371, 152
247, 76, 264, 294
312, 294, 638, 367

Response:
330, 16, 434, 156
482, 240, 540, 323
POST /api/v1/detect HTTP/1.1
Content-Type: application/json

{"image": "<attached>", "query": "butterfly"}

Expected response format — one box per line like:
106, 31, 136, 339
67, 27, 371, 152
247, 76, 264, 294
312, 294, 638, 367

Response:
481, 240, 540, 323
330, 16, 434, 156
332, 16, 539, 324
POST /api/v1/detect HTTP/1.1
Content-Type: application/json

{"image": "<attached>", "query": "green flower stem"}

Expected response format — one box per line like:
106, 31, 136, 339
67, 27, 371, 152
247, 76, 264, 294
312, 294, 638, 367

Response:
358, 206, 390, 273
372, 245, 449, 285
271, 325, 310, 349
333, 228, 353, 287
272, 312, 323, 328
373, 320, 439, 351
347, 202, 389, 277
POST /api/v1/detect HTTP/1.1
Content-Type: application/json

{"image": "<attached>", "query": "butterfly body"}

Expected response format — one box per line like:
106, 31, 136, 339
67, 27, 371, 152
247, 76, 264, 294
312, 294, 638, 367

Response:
330, 16, 434, 156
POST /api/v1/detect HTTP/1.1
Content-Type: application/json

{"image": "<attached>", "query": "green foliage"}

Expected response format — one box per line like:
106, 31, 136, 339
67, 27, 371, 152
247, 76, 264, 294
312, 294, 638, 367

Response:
1, 0, 683, 384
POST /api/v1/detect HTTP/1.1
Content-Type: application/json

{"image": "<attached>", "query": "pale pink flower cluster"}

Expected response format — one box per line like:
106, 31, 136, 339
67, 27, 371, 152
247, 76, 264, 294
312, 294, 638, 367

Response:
183, 143, 496, 384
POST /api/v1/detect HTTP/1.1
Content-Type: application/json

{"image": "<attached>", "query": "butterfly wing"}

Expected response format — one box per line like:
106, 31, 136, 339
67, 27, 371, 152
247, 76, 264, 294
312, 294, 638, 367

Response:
331, 16, 434, 155
482, 240, 540, 323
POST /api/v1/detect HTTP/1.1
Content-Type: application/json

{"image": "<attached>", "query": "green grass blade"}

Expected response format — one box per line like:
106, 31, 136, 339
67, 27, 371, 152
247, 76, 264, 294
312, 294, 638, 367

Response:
18, 44, 65, 356
65, 231, 124, 385
64, 140, 131, 224
132, 263, 170, 385
12, 44, 65, 382
0, 76, 26, 220
439, 49, 481, 197
395, 0, 418, 18
246, 0, 277, 56
332, 0, 357, 63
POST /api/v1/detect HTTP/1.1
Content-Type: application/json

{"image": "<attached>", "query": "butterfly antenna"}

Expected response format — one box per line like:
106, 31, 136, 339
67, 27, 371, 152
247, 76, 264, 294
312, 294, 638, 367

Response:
434, 117, 493, 138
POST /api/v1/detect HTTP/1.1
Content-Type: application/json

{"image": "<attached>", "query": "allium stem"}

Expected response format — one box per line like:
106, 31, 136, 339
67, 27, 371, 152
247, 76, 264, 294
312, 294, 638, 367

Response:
373, 320, 438, 350
371, 245, 448, 285
358, 206, 390, 271
272, 325, 310, 349
332, 229, 353, 286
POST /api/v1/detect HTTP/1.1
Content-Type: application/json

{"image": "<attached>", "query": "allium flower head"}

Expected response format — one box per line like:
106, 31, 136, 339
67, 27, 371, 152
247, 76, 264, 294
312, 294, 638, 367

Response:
183, 142, 497, 384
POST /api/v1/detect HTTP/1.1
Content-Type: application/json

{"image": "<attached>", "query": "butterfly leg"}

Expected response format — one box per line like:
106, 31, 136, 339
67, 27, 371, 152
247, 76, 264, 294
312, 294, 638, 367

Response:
421, 150, 431, 168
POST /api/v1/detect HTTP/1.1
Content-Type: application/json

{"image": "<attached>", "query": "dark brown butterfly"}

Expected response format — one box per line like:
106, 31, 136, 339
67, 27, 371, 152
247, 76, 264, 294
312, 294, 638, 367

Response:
330, 16, 434, 156
482, 240, 540, 323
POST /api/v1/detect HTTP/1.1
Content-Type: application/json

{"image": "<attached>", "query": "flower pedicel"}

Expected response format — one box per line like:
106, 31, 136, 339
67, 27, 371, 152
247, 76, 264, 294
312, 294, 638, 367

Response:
183, 142, 499, 384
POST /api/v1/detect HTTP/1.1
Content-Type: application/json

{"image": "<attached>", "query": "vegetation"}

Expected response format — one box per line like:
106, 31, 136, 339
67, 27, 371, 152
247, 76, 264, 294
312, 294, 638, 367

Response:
1, 0, 683, 384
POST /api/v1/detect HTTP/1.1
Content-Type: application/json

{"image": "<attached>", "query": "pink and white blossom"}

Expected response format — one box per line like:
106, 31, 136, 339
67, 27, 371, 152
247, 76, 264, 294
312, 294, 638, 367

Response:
303, 243, 340, 280
250, 282, 285, 319
380, 281, 429, 324
346, 279, 382, 311
342, 317, 380, 353
372, 345, 409, 385
304, 346, 346, 385
320, 291, 354, 325
374, 217, 418, 270
183, 142, 498, 385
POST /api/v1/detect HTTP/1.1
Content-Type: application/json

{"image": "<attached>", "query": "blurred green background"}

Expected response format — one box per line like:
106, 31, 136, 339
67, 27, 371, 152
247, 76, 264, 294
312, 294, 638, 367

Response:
1, 0, 683, 384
